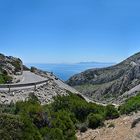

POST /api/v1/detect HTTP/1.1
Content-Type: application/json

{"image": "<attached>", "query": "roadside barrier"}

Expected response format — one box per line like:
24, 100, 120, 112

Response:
0, 80, 49, 92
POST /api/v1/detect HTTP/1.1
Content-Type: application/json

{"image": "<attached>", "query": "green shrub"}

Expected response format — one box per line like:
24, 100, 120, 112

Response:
119, 94, 140, 115
80, 126, 88, 133
105, 105, 119, 119
21, 115, 42, 140
10, 60, 22, 72
87, 113, 104, 129
41, 127, 64, 140
51, 93, 107, 122
0, 114, 24, 140
0, 92, 121, 140
51, 110, 76, 140
76, 123, 88, 133
51, 94, 90, 122
0, 103, 16, 114
0, 74, 12, 84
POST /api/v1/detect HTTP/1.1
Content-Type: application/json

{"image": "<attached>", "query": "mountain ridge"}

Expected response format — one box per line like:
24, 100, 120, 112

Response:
67, 52, 140, 103
0, 53, 83, 105
26, 62, 115, 81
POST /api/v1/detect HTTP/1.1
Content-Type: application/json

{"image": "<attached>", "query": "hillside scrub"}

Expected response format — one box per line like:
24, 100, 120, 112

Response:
67, 52, 140, 104
105, 104, 119, 119
87, 113, 104, 129
0, 92, 120, 140
119, 94, 140, 115
0, 74, 12, 84
10, 59, 22, 72
0, 114, 25, 140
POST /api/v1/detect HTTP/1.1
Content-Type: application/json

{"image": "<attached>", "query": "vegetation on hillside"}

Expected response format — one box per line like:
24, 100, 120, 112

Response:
119, 94, 140, 115
67, 52, 140, 103
0, 92, 119, 140
1, 91, 140, 139
10, 59, 22, 72
0, 53, 23, 84
0, 74, 12, 84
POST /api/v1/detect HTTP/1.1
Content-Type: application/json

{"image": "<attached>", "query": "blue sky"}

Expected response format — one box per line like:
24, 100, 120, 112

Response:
0, 0, 140, 63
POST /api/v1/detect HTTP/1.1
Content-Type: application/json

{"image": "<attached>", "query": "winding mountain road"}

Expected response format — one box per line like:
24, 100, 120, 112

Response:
0, 71, 113, 106
19, 71, 47, 84
0, 71, 48, 91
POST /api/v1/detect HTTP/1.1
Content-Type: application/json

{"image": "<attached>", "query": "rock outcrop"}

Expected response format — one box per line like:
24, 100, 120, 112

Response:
67, 52, 140, 103
0, 53, 23, 83
0, 54, 79, 105
0, 53, 23, 74
0, 77, 67, 105
76, 111, 140, 140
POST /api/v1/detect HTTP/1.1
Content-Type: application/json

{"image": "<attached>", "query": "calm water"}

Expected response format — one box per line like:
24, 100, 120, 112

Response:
26, 62, 115, 81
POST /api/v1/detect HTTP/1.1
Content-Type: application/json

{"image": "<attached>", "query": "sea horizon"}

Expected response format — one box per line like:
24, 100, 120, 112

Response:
26, 62, 115, 81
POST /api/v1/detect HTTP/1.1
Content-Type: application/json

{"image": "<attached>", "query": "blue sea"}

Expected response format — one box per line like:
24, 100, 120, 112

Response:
26, 62, 115, 81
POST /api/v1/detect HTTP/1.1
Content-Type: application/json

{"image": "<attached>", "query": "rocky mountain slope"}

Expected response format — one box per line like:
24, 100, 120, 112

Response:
0, 53, 23, 74
0, 53, 23, 83
0, 73, 67, 104
67, 52, 140, 103
77, 111, 140, 140
0, 54, 79, 105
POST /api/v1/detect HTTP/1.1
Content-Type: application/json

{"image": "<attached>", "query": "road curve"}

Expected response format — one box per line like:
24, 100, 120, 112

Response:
0, 71, 118, 107
0, 71, 48, 91
19, 71, 47, 84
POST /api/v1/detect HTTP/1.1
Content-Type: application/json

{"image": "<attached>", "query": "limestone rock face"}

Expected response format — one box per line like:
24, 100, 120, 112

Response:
0, 53, 79, 105
67, 52, 140, 103
0, 53, 23, 76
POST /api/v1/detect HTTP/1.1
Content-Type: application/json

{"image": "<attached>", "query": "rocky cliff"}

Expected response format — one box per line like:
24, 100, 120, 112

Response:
67, 52, 140, 103
0, 53, 23, 73
0, 53, 23, 83
0, 54, 79, 105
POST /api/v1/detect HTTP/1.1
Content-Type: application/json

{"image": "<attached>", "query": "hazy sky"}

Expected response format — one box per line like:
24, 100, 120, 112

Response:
0, 0, 140, 63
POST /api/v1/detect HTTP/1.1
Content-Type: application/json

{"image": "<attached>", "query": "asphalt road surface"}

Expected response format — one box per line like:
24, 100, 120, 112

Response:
0, 71, 47, 91
19, 71, 47, 84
